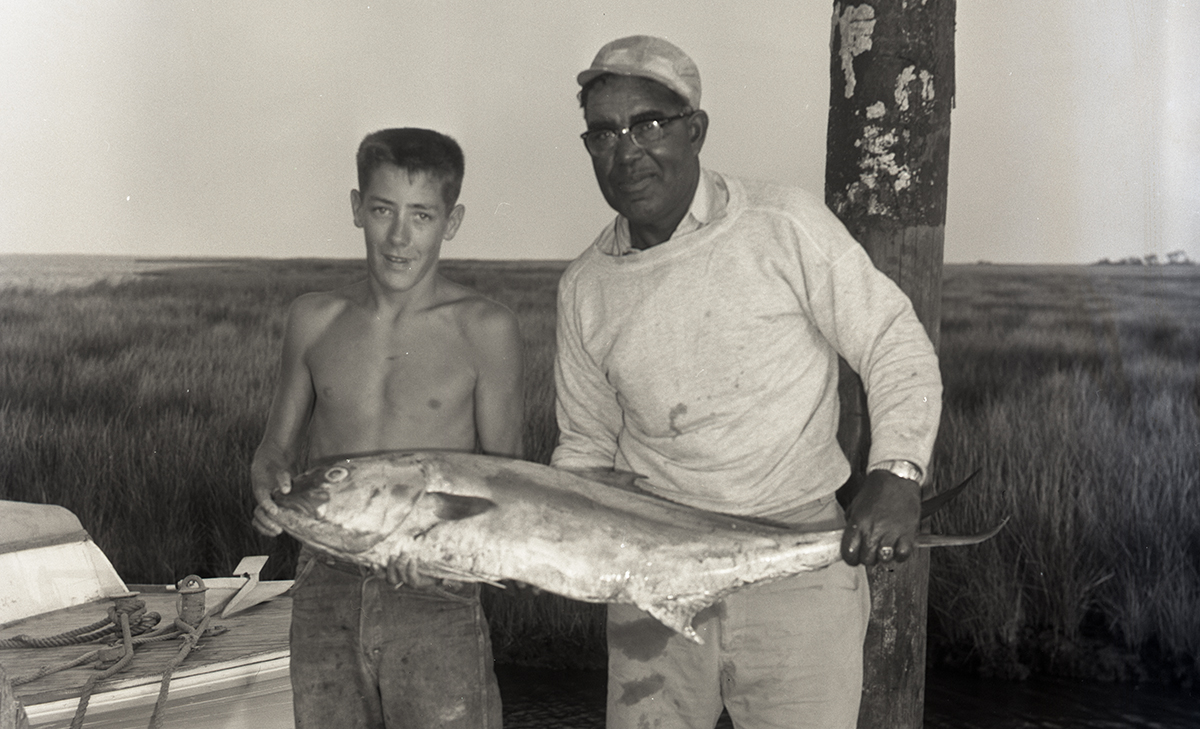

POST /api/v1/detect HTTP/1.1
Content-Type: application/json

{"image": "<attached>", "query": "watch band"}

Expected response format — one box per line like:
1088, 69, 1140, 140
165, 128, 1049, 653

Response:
871, 459, 923, 484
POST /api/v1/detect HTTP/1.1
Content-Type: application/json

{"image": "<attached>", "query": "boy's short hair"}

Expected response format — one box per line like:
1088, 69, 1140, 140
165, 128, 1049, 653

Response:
356, 128, 465, 208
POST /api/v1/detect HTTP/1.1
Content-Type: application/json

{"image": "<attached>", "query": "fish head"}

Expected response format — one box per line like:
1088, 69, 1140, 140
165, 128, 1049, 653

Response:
271, 456, 429, 558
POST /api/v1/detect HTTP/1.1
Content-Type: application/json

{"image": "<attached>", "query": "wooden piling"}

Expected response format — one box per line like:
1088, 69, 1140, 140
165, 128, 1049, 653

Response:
825, 2, 956, 727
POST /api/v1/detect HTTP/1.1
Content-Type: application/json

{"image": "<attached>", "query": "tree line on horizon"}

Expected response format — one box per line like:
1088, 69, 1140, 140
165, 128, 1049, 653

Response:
1095, 250, 1194, 266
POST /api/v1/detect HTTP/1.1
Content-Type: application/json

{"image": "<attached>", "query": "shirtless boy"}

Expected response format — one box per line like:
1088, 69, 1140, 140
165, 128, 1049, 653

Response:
251, 127, 523, 729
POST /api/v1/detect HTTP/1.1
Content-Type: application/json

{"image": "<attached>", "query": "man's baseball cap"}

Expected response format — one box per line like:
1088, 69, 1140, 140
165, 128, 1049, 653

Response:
577, 35, 701, 109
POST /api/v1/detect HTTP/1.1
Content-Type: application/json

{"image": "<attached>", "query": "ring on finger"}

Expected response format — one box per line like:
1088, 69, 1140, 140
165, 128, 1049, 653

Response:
879, 546, 895, 561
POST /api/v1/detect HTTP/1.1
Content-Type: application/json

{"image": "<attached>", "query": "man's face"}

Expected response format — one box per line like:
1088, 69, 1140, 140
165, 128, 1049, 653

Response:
351, 164, 463, 293
583, 76, 705, 234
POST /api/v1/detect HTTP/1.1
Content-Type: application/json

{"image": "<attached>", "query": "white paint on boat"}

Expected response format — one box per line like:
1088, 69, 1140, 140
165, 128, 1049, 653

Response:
1, 500, 296, 728
1, 501, 128, 626
23, 652, 292, 728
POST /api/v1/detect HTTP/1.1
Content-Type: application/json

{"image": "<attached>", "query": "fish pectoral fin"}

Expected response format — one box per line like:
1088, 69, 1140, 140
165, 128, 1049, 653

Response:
566, 467, 651, 494
419, 563, 507, 589
917, 517, 1009, 548
641, 596, 715, 645
426, 492, 496, 521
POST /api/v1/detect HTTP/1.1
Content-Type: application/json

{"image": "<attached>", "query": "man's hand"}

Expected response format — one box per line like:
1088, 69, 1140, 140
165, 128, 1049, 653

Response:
250, 454, 291, 538
841, 468, 922, 566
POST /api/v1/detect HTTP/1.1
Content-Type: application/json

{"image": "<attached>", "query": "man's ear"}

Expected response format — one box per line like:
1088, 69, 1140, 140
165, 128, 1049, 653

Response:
688, 110, 709, 154
350, 189, 364, 228
443, 204, 465, 241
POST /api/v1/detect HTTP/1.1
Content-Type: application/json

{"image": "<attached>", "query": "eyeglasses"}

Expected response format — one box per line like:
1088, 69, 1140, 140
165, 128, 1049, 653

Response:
580, 111, 694, 156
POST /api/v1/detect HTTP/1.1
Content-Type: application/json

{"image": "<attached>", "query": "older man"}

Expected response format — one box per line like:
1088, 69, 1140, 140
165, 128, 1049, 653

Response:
551, 35, 942, 728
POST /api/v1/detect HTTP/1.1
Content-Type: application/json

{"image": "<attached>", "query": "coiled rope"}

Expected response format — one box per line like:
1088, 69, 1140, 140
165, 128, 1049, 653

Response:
0, 598, 161, 650
1, 576, 225, 729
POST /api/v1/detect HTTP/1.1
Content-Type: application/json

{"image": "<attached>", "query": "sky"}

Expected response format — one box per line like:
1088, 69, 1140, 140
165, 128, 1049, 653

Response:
1, 0, 1197, 265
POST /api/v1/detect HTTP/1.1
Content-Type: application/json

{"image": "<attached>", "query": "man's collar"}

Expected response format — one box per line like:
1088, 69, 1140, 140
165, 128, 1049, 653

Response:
687, 167, 716, 226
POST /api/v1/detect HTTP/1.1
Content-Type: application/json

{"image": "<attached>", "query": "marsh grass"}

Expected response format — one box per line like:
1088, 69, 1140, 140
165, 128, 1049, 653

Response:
928, 265, 1200, 684
1, 258, 1196, 680
0, 259, 367, 580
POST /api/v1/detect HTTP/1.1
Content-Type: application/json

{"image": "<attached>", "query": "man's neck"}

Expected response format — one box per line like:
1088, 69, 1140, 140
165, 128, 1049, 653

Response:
629, 216, 685, 250
627, 168, 702, 250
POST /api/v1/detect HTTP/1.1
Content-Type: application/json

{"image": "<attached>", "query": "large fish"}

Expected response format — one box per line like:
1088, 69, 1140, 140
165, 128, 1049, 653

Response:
270, 451, 998, 643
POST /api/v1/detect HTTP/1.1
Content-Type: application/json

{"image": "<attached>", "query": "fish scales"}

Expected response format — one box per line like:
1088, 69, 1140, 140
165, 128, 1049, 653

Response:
270, 450, 994, 643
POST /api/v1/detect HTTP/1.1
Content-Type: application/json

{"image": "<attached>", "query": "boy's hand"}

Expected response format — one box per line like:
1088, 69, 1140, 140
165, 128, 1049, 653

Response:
250, 457, 291, 538
252, 504, 285, 538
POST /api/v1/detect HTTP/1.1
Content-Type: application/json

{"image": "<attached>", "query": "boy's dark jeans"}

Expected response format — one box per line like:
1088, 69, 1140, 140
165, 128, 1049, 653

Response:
289, 549, 502, 728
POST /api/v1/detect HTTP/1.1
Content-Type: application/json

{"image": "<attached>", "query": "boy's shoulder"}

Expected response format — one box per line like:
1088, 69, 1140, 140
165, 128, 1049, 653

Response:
434, 275, 520, 341
281, 284, 368, 349
435, 275, 517, 319
288, 283, 361, 319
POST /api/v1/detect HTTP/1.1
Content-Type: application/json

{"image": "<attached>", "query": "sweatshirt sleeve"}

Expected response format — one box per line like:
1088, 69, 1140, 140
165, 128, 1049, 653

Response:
804, 229, 943, 481
550, 267, 623, 471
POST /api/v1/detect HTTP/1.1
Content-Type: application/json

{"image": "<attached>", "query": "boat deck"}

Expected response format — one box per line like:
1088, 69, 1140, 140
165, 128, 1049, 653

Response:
1, 585, 292, 728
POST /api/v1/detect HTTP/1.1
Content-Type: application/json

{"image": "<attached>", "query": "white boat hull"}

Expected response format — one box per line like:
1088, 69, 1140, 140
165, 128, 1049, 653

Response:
24, 652, 292, 729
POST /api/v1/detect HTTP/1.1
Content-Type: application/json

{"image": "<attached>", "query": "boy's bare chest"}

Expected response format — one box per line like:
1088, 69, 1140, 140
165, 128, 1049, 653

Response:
306, 318, 476, 409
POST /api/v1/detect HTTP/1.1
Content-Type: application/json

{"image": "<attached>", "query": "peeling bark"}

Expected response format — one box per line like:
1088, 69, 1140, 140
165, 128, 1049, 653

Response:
825, 2, 955, 728
828, 0, 955, 249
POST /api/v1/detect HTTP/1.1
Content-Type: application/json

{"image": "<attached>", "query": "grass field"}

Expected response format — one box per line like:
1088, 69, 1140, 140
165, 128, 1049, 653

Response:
928, 264, 1200, 684
1, 256, 1196, 683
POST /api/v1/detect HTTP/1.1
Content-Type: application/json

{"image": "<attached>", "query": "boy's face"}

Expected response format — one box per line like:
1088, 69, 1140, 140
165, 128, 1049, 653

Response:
351, 164, 464, 293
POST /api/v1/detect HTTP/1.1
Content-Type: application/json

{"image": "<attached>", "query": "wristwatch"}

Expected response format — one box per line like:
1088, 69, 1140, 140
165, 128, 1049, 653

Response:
870, 459, 924, 484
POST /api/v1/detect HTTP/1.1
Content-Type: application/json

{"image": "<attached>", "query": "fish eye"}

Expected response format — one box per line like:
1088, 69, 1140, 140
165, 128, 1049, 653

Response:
325, 467, 349, 483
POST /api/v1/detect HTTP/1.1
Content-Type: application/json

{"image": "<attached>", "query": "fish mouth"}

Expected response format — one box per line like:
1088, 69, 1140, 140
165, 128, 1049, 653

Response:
290, 522, 385, 557
272, 470, 333, 520
272, 489, 326, 520
269, 499, 388, 556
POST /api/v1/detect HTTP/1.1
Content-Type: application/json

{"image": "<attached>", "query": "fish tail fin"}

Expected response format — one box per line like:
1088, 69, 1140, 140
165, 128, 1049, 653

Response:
917, 517, 1009, 548
643, 597, 713, 645
920, 469, 982, 519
